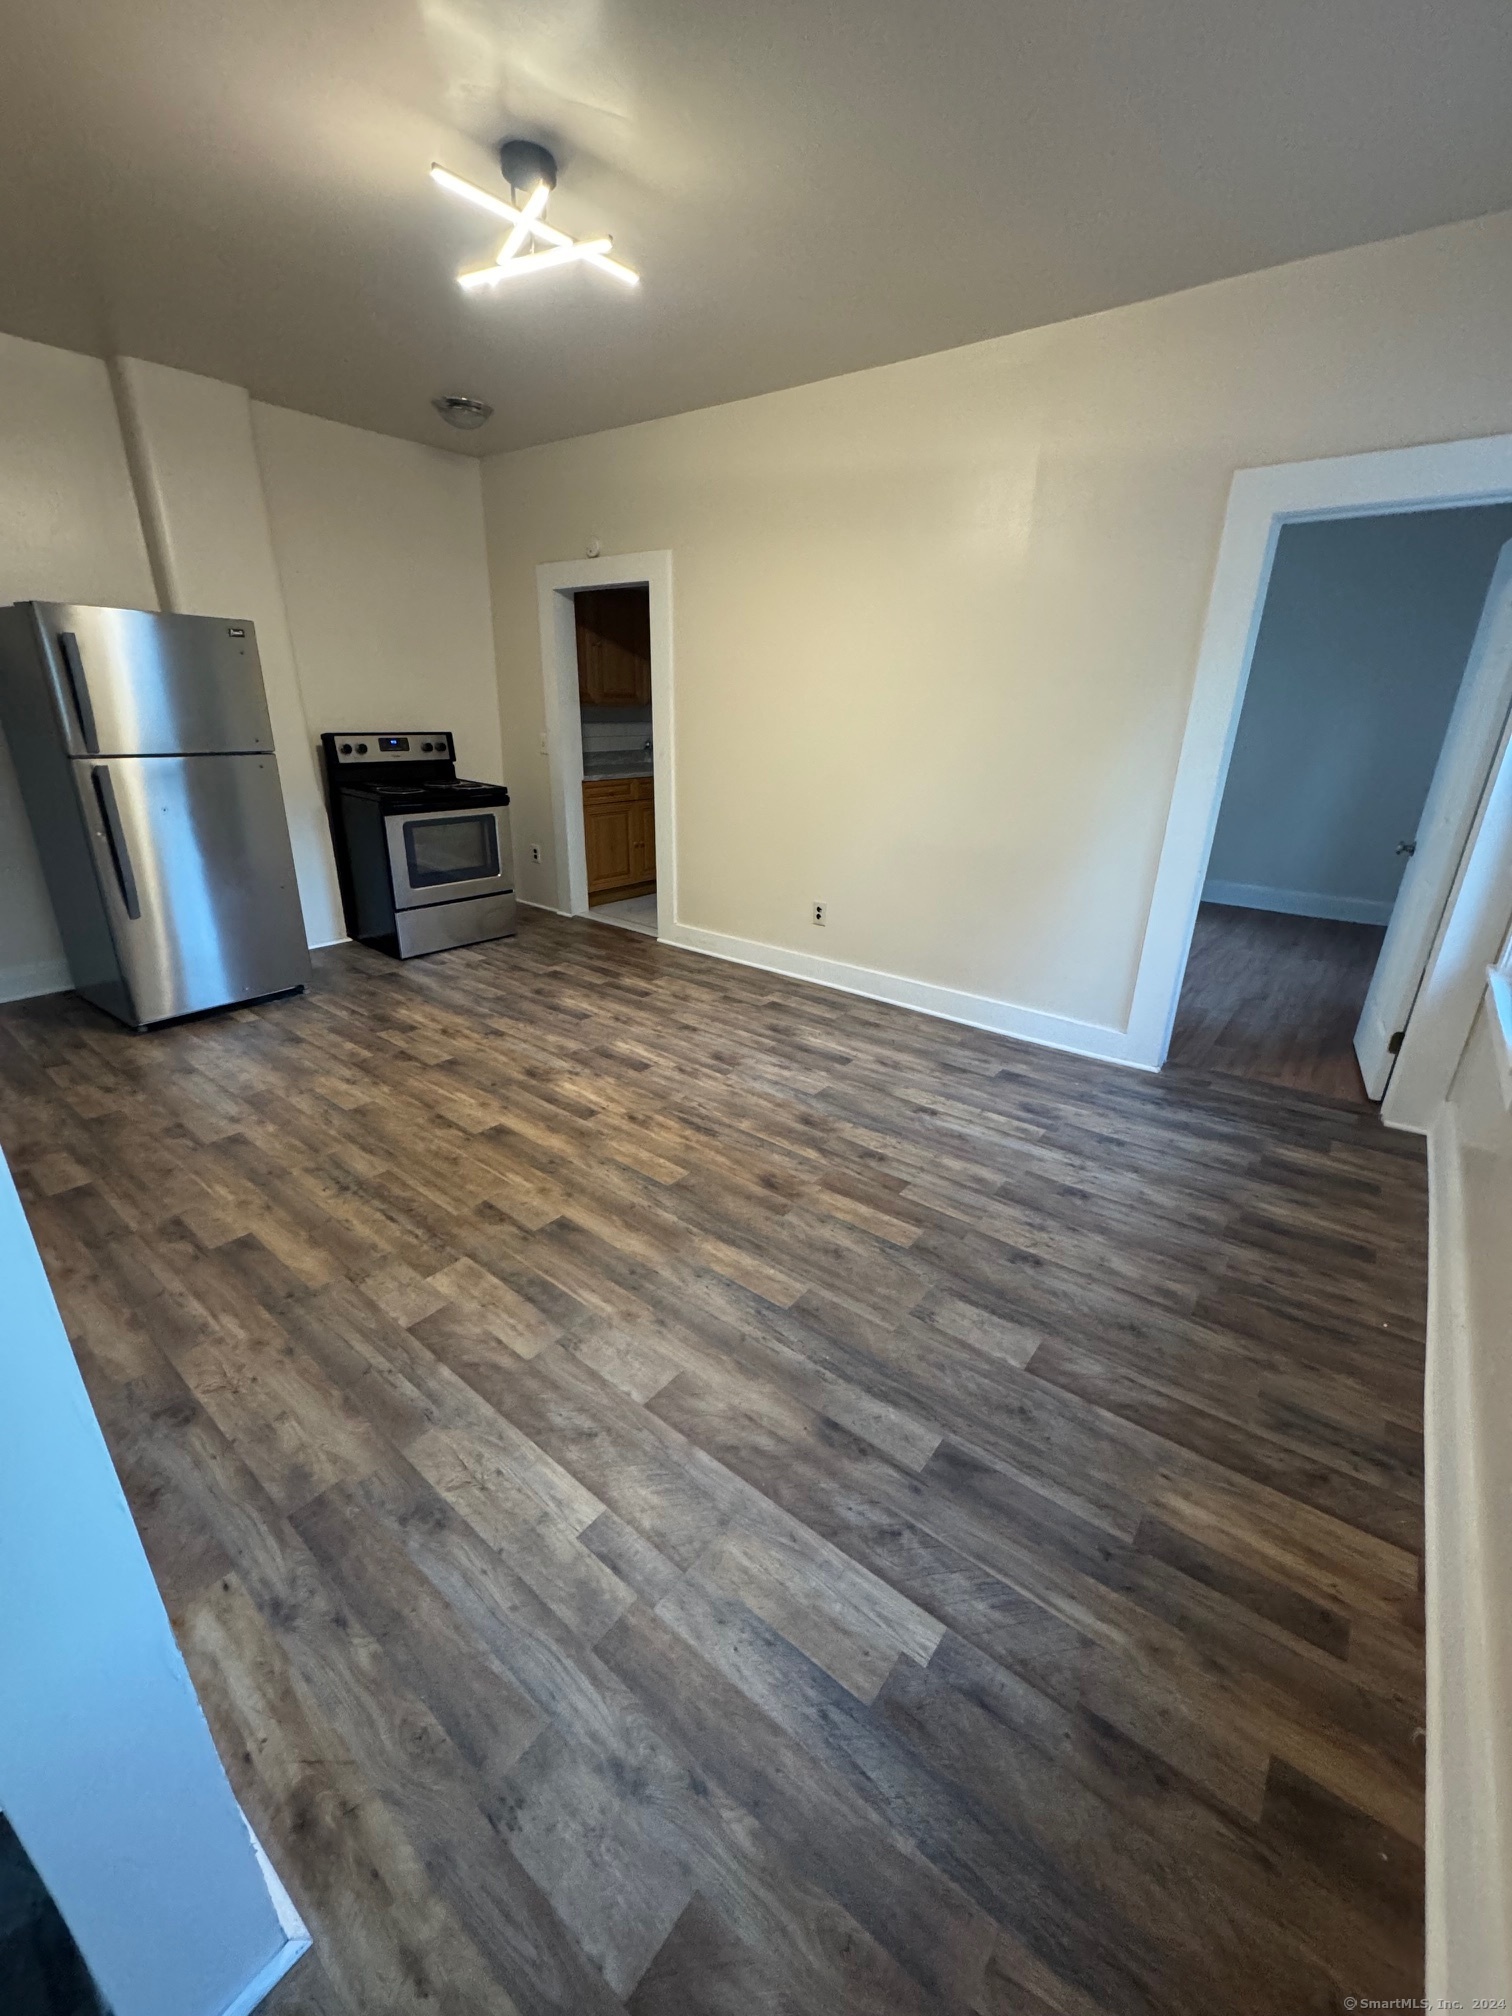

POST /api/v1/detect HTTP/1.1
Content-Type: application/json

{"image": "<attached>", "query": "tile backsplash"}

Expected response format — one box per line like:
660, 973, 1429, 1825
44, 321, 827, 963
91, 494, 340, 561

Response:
580, 706, 652, 759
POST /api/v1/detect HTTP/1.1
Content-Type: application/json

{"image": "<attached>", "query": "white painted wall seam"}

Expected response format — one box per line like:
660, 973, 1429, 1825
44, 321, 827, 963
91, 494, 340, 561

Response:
108, 357, 347, 951
250, 402, 506, 797
0, 332, 158, 997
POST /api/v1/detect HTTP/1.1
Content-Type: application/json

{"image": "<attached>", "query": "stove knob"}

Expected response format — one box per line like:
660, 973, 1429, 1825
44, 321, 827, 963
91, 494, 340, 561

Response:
356, 742, 369, 754
420, 741, 432, 752
339, 742, 353, 754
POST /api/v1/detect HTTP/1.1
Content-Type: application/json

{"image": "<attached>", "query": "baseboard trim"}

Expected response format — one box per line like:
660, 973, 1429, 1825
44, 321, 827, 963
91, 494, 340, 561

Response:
218, 1934, 310, 2016
518, 902, 1150, 1068
0, 957, 72, 1005
1202, 879, 1394, 926
661, 920, 1150, 1068
223, 1809, 311, 2016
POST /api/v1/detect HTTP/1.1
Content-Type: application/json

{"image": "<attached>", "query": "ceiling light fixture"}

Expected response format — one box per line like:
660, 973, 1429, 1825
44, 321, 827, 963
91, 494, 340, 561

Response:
430, 143, 639, 291
458, 239, 613, 289
431, 394, 494, 429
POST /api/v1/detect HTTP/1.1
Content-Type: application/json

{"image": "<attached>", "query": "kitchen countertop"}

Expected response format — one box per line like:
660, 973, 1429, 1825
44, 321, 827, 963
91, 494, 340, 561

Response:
583, 756, 654, 778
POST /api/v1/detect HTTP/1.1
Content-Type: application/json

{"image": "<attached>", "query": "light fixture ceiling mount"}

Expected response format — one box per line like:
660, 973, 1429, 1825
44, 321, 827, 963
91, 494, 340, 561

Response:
430, 140, 638, 292
497, 139, 557, 200
431, 394, 494, 430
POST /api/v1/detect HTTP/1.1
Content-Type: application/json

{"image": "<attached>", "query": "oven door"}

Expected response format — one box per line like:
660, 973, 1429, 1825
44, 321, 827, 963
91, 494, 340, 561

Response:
384, 804, 512, 910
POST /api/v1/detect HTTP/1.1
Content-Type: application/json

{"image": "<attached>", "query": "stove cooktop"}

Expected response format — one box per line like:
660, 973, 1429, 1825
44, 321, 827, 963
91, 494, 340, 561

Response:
340, 776, 512, 814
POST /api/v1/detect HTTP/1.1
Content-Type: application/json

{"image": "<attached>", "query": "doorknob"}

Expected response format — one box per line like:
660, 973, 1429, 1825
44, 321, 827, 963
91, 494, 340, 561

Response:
1395, 840, 1416, 857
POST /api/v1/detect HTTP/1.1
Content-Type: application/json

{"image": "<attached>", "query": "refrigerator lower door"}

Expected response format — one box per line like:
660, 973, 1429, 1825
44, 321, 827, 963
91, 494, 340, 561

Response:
73, 753, 311, 1027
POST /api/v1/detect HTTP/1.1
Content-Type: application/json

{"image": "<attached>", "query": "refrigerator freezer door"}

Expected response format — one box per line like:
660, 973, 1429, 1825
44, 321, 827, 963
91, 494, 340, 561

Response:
30, 605, 275, 755
73, 753, 310, 1026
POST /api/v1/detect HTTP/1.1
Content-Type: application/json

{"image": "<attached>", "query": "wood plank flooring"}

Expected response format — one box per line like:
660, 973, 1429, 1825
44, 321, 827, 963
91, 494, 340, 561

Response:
1168, 902, 1387, 1104
0, 911, 1426, 2014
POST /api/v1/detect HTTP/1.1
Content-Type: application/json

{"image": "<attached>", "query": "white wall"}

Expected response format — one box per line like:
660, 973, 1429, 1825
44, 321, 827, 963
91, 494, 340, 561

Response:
0, 333, 158, 1000
1205, 506, 1512, 923
0, 346, 505, 998
482, 207, 1512, 1045
0, 1146, 301, 2016
112, 358, 346, 949
252, 404, 503, 789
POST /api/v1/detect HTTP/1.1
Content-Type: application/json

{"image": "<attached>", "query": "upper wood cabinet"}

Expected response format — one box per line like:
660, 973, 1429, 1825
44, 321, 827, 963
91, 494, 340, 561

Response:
575, 588, 651, 707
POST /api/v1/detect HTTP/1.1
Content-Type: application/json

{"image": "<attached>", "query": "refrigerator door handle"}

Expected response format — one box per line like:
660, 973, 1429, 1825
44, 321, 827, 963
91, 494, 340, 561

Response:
57, 631, 99, 753
91, 766, 142, 920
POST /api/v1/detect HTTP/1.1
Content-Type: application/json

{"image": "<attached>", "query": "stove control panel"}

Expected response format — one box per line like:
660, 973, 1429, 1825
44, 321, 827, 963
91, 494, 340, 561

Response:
329, 732, 452, 764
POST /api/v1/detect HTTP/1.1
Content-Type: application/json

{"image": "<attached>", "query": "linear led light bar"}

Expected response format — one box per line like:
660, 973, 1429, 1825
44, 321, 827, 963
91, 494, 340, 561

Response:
458, 239, 613, 288
497, 180, 551, 263
430, 163, 639, 289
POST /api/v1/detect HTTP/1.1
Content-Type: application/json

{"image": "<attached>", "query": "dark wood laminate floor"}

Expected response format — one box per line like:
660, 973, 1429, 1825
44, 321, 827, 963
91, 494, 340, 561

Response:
1169, 903, 1388, 1105
0, 912, 1427, 2016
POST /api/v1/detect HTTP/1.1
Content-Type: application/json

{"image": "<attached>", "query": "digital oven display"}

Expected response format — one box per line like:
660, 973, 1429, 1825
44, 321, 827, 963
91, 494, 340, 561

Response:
378, 736, 410, 752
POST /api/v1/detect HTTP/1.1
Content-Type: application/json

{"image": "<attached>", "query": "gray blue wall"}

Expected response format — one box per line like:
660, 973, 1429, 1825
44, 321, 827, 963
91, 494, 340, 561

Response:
1205, 504, 1512, 923
0, 1147, 296, 2015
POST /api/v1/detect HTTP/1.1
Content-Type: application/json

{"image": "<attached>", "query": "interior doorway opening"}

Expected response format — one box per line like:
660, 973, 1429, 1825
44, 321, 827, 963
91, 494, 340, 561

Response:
573, 584, 658, 936
1168, 504, 1512, 1103
535, 549, 674, 937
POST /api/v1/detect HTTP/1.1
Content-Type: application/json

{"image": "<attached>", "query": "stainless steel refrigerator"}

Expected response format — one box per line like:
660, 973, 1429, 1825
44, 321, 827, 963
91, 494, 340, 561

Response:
0, 603, 311, 1030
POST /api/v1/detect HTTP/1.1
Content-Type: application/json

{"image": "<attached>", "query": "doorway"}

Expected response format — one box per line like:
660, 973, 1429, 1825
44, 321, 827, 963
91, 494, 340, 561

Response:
1167, 504, 1512, 1102
575, 585, 657, 935
535, 550, 675, 938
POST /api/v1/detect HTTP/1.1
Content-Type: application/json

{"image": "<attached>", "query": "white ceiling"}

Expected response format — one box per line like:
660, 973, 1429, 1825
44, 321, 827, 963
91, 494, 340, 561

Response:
3, 0, 1512, 454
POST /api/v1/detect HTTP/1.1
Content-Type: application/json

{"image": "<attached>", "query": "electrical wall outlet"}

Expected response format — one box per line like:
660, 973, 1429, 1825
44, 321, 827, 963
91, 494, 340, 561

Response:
812, 902, 826, 926
531, 844, 541, 863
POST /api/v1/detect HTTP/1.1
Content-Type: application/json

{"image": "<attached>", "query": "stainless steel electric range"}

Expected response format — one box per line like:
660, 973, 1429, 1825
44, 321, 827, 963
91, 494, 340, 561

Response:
321, 730, 516, 959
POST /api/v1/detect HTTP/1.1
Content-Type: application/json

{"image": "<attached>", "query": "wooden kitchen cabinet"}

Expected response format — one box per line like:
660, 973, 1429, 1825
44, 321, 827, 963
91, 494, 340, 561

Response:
575, 588, 651, 706
583, 776, 656, 903
628, 798, 655, 883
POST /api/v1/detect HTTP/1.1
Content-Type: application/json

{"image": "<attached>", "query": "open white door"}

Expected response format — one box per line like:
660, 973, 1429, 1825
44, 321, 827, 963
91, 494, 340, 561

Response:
1356, 539, 1512, 1097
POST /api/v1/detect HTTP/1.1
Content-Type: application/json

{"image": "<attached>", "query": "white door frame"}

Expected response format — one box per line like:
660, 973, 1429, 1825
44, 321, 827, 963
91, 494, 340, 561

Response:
536, 550, 674, 931
1357, 540, 1512, 1099
1388, 692, 1512, 1131
1129, 430, 1512, 1106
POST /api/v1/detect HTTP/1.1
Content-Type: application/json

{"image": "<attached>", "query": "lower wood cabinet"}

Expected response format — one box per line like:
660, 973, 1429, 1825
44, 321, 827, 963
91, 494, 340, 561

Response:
583, 776, 656, 904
